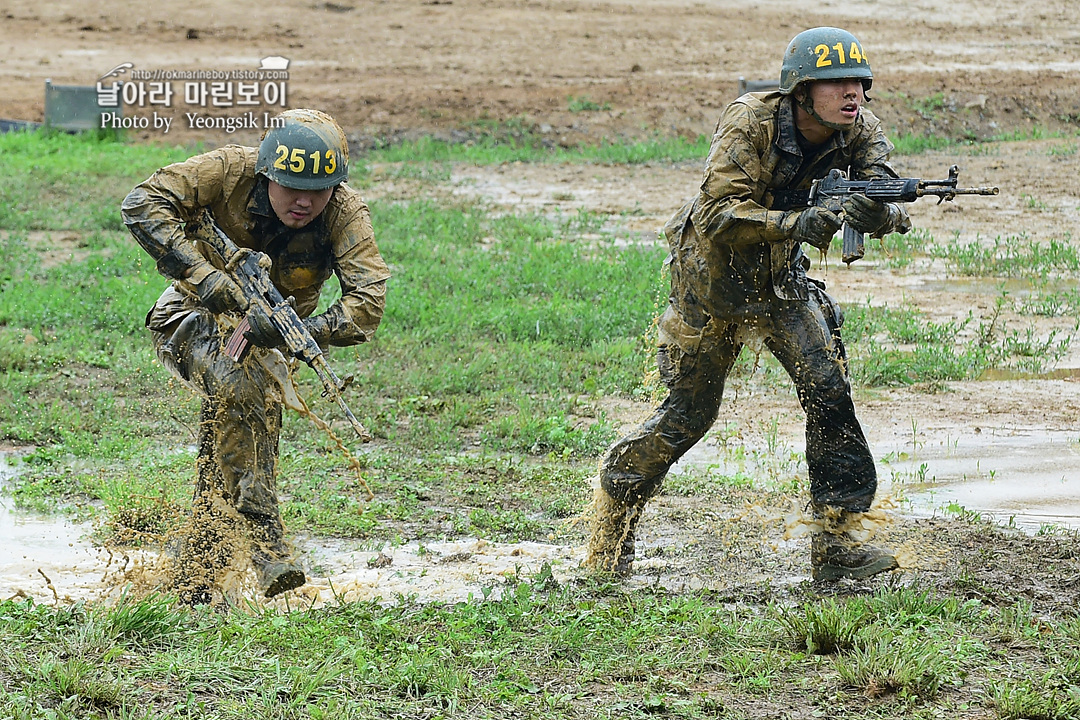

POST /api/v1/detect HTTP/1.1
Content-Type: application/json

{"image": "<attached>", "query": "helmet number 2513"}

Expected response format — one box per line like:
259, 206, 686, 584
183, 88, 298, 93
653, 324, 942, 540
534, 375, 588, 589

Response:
272, 144, 338, 176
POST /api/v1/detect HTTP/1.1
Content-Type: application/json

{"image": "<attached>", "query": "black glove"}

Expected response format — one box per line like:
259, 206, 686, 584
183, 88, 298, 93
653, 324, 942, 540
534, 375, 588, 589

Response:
791, 207, 843, 250
243, 305, 286, 349
195, 270, 246, 315
842, 194, 895, 236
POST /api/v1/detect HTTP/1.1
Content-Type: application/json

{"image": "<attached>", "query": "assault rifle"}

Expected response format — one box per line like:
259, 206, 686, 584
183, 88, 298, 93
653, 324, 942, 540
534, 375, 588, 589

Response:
772, 164, 998, 264
202, 219, 373, 443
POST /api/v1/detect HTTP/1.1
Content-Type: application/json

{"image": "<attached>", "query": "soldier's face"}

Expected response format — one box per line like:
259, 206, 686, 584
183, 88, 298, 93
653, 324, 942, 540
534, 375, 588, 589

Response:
806, 79, 864, 128
268, 181, 334, 229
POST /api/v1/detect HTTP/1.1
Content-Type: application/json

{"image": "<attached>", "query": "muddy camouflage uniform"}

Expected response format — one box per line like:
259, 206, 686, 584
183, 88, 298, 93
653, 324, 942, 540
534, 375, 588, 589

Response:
122, 145, 389, 598
595, 91, 910, 572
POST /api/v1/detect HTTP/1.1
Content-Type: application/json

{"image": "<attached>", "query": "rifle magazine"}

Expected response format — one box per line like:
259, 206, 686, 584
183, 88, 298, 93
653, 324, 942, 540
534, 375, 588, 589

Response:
225, 317, 252, 362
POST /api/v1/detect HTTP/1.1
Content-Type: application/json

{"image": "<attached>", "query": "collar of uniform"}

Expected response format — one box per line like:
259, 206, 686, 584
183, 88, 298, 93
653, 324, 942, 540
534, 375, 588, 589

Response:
775, 97, 802, 156
249, 175, 273, 219
777, 96, 852, 156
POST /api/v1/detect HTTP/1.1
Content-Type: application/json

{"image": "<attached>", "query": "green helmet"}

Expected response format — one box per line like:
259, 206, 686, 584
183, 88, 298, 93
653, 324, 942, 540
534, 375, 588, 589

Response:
256, 109, 349, 190
779, 27, 873, 95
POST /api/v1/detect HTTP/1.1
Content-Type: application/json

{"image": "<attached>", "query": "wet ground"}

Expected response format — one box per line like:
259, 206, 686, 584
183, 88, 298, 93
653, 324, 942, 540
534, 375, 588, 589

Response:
0, 453, 126, 604
0, 451, 581, 608
6, 416, 1078, 609
881, 430, 1080, 532
671, 425, 1080, 535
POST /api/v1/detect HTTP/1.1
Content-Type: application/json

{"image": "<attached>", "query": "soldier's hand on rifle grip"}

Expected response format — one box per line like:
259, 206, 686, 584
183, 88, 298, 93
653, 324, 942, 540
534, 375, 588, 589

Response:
842, 194, 895, 236
243, 306, 285, 349
195, 269, 246, 315
243, 296, 296, 349
791, 207, 843, 250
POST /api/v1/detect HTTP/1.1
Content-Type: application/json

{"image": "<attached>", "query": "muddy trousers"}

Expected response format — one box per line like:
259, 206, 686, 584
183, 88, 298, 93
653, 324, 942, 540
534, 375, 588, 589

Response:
600, 296, 877, 513
151, 310, 288, 555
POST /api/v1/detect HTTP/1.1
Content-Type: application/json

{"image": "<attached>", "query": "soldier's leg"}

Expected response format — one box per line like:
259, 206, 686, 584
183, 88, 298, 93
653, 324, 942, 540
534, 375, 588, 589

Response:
763, 298, 875, 511
586, 324, 742, 574
763, 294, 897, 580
170, 399, 240, 605
153, 311, 304, 598
153, 315, 240, 603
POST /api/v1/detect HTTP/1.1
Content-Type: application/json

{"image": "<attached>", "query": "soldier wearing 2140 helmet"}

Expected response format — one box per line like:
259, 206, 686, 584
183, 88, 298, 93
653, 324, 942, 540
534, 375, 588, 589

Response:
122, 109, 390, 603
585, 28, 910, 581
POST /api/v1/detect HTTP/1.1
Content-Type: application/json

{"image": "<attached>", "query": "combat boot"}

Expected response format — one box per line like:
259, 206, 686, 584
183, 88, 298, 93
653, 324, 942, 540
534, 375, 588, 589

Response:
810, 506, 898, 581
584, 489, 642, 577
246, 513, 306, 598
253, 559, 306, 598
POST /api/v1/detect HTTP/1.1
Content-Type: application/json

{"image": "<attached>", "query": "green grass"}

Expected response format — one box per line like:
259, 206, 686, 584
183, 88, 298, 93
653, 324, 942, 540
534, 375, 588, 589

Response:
890, 133, 959, 155
933, 233, 1080, 279
3, 128, 1077, 537
829, 224, 1078, 384
873, 227, 934, 269
0, 130, 666, 543
354, 118, 708, 167
0, 129, 197, 231
839, 297, 1072, 385
0, 582, 1075, 718
361, 132, 710, 167
567, 95, 612, 113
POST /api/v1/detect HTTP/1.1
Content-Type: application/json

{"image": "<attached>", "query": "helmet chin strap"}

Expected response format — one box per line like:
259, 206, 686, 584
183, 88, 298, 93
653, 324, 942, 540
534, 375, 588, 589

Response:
796, 93, 857, 132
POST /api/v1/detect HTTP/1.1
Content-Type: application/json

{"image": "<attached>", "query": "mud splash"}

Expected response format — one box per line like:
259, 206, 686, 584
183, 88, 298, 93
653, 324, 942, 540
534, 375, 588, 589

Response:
0, 451, 587, 609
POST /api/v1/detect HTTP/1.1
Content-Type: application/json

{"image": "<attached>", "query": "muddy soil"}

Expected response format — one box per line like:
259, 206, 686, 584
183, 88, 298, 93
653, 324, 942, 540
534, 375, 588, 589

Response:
2, 0, 1079, 146
2, 1, 1080, 611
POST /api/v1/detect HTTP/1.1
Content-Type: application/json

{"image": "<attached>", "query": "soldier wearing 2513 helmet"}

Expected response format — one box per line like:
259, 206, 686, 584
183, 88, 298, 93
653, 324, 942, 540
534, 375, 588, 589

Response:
122, 109, 389, 604
585, 28, 910, 581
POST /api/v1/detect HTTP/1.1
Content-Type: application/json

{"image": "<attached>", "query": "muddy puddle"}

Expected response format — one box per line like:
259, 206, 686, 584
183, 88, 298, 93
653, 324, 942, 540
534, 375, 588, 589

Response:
670, 425, 1080, 534
274, 536, 581, 611
0, 453, 130, 605
0, 451, 586, 608
7, 418, 1077, 609
878, 428, 1080, 533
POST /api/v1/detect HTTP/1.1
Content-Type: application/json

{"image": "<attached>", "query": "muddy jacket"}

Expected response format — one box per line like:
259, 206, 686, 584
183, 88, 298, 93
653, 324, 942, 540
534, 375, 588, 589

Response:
122, 145, 390, 345
662, 92, 910, 331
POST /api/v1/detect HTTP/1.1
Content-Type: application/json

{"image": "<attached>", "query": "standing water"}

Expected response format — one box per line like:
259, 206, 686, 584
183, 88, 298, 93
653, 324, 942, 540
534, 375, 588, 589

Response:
0, 451, 126, 603
879, 428, 1080, 533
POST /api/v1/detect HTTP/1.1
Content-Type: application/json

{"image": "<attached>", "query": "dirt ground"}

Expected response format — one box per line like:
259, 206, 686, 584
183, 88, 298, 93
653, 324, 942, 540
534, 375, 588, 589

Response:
2, 0, 1079, 145
2, 1, 1080, 612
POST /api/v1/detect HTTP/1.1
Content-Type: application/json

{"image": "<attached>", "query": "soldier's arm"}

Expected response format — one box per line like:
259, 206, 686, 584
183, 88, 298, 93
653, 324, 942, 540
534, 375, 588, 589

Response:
121, 149, 234, 285
847, 113, 912, 236
690, 102, 796, 245
306, 195, 391, 347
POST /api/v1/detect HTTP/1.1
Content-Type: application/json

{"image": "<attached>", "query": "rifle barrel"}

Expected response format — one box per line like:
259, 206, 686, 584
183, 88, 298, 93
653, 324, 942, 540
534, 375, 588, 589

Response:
919, 186, 999, 198
311, 355, 373, 443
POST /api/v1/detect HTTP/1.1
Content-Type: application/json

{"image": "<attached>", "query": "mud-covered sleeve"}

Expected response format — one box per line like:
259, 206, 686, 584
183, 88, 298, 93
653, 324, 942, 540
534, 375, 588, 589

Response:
690, 103, 793, 246
849, 114, 912, 236
307, 195, 391, 347
120, 148, 236, 285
